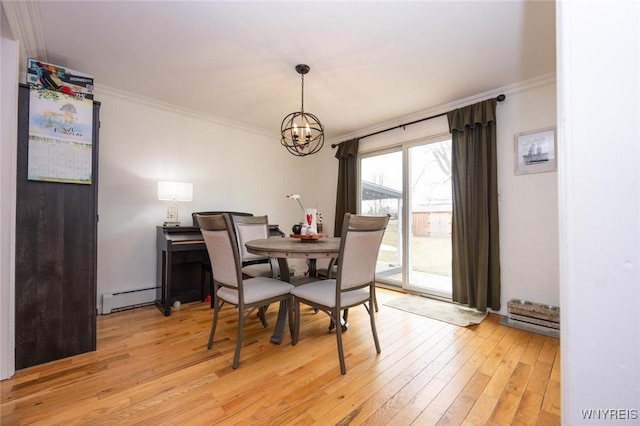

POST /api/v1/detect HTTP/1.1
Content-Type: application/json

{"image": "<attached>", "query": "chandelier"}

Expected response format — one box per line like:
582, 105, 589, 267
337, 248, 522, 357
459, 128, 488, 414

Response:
280, 64, 325, 157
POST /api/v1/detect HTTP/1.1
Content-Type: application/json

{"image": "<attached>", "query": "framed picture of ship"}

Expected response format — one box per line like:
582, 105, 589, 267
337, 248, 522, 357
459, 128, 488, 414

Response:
514, 127, 557, 175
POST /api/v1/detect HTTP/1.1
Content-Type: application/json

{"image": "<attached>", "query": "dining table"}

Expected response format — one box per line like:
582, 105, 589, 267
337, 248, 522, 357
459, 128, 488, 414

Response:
245, 236, 340, 344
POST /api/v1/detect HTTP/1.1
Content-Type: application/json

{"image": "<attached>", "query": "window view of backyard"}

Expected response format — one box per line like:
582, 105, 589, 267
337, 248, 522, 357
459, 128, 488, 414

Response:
361, 140, 453, 297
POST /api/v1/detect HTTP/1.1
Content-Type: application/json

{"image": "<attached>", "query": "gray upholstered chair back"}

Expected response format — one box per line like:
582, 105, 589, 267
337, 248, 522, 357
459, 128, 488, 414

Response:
336, 214, 389, 291
232, 215, 270, 263
196, 214, 240, 289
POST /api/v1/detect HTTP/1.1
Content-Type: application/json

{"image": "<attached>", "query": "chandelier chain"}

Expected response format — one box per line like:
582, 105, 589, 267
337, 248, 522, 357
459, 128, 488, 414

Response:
300, 73, 305, 113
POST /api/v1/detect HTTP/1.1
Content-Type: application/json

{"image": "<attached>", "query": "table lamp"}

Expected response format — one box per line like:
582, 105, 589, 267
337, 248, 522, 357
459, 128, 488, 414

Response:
157, 181, 193, 226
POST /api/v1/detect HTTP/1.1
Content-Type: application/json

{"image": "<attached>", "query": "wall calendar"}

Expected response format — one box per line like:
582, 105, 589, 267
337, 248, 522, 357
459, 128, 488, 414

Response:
27, 87, 93, 184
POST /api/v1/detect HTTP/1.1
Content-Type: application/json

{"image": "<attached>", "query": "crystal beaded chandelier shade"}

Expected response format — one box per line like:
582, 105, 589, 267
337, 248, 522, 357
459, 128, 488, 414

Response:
280, 64, 325, 157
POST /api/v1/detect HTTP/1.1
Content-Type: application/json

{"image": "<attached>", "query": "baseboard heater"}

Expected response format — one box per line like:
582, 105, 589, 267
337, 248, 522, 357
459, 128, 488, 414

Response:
102, 287, 157, 314
502, 298, 560, 338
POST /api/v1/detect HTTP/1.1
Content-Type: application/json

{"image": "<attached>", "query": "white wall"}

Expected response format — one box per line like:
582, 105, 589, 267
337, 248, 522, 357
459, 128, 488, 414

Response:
0, 8, 18, 380
558, 1, 639, 423
360, 77, 558, 315
497, 80, 558, 311
94, 86, 338, 311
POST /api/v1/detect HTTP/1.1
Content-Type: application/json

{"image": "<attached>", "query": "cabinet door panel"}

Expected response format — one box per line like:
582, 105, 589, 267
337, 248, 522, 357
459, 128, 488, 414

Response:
15, 85, 100, 369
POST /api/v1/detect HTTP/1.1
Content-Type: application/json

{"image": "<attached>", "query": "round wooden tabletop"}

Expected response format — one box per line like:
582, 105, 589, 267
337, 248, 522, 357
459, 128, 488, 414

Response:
245, 237, 340, 260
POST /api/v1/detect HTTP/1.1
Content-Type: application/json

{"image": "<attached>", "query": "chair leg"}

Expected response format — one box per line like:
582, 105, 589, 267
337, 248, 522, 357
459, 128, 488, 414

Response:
370, 297, 381, 354
335, 308, 347, 375
288, 299, 295, 343
292, 299, 300, 346
330, 309, 350, 332
207, 299, 220, 349
373, 286, 379, 312
232, 308, 245, 369
257, 305, 268, 327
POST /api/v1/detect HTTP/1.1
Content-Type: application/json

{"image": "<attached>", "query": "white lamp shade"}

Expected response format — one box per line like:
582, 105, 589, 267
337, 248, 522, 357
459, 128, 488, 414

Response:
157, 181, 193, 201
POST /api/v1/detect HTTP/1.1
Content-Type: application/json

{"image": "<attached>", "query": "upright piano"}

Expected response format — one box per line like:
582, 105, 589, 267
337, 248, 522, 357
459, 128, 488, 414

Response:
156, 226, 206, 316
156, 223, 285, 316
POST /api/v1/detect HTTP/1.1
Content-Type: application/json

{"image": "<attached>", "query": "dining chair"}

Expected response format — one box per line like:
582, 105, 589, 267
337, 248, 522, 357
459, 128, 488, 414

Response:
193, 211, 255, 307
232, 214, 280, 280
196, 213, 294, 369
316, 257, 338, 279
317, 256, 379, 315
195, 211, 277, 310
232, 214, 282, 326
291, 213, 390, 374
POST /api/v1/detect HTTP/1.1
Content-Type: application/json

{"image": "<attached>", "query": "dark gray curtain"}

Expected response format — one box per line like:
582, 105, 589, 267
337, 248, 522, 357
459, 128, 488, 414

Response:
447, 99, 501, 311
333, 138, 359, 236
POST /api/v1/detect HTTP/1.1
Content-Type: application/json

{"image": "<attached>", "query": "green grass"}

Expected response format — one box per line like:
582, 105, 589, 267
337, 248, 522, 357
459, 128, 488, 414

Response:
379, 220, 452, 277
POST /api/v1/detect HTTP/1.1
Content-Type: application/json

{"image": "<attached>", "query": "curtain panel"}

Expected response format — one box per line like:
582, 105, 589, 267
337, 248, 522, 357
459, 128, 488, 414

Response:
333, 138, 359, 236
447, 99, 501, 311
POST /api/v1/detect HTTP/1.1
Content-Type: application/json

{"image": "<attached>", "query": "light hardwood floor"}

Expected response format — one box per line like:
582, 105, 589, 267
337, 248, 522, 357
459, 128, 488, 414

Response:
1, 288, 560, 425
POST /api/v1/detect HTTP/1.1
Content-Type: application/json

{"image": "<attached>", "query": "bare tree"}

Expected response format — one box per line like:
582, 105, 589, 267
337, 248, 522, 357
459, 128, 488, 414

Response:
410, 141, 452, 205
432, 141, 452, 181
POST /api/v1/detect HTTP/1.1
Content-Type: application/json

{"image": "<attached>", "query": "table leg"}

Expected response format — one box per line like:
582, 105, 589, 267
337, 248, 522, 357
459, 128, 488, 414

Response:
271, 258, 291, 344
270, 299, 290, 345
308, 259, 317, 278
277, 258, 291, 283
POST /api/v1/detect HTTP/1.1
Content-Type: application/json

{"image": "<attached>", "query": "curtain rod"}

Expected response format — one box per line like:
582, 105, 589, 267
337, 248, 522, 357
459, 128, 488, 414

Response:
331, 94, 506, 148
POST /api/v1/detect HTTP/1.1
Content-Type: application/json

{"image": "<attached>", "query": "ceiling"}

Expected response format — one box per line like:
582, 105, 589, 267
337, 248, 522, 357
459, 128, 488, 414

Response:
3, 1, 556, 143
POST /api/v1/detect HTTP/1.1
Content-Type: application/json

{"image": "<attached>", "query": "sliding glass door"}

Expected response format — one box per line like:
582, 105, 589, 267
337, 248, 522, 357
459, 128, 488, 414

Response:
360, 149, 403, 286
406, 140, 452, 297
360, 137, 453, 298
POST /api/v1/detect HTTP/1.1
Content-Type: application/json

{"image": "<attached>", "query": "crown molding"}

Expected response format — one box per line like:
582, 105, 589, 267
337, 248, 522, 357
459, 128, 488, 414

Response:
1, 1, 47, 61
94, 83, 278, 140
330, 72, 557, 145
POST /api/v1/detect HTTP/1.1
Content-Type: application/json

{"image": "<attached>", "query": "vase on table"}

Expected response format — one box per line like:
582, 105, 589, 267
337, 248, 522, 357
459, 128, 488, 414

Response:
301, 208, 317, 235
292, 223, 303, 235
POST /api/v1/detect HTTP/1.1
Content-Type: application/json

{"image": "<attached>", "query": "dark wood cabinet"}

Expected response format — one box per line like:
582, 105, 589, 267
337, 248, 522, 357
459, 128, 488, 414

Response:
14, 85, 100, 369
